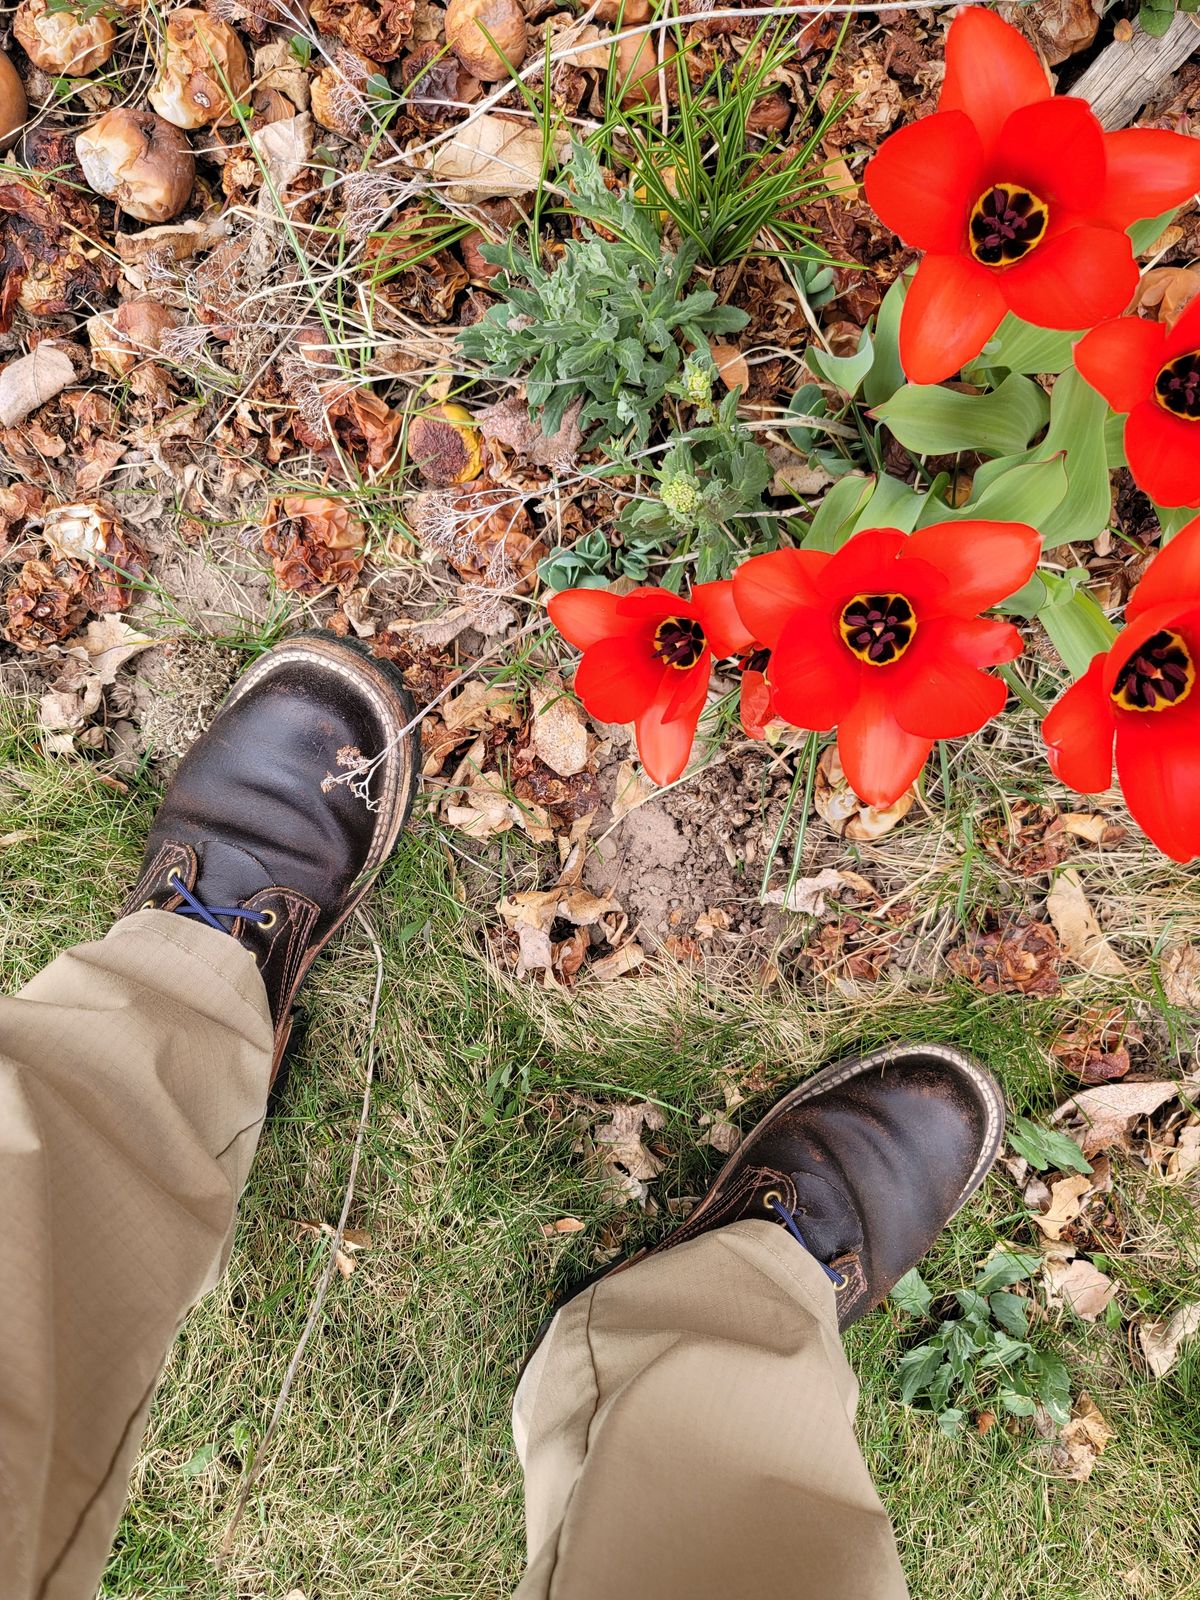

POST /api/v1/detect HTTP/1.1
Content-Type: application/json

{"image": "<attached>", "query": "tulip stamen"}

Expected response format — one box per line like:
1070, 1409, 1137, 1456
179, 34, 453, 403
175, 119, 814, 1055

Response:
654, 616, 706, 670
968, 182, 1048, 266
1111, 628, 1195, 713
1154, 350, 1200, 421
839, 593, 917, 666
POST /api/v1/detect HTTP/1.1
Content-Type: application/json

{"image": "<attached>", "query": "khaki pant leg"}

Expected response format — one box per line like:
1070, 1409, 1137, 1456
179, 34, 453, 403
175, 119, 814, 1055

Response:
513, 1218, 908, 1600
0, 911, 273, 1600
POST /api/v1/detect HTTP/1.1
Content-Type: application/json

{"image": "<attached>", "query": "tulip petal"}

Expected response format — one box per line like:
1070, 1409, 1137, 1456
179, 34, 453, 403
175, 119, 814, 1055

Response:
767, 606, 859, 732
1126, 522, 1200, 619
999, 226, 1138, 329
740, 669, 773, 740
692, 578, 755, 659
837, 686, 933, 809
635, 671, 707, 785
863, 111, 983, 253
940, 7, 1050, 158
1042, 654, 1114, 793
574, 635, 665, 723
818, 526, 909, 599
1074, 316, 1166, 413
661, 652, 711, 723
548, 587, 630, 649
615, 587, 686, 621
1095, 129, 1200, 231
903, 521, 1041, 613
992, 97, 1105, 213
899, 254, 1007, 384
732, 548, 830, 650
1115, 695, 1200, 862
1124, 401, 1200, 509
889, 617, 1011, 739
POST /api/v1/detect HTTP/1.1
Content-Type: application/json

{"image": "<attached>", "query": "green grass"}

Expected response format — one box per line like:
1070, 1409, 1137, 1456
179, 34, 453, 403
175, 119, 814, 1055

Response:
0, 708, 1197, 1599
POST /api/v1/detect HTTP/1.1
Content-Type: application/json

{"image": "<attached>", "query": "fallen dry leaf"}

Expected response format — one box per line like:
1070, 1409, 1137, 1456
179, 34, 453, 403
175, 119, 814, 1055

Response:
0, 343, 76, 428
584, 1099, 665, 1205
541, 1217, 585, 1236
426, 116, 565, 198
1060, 812, 1126, 848
1167, 1115, 1200, 1181
1031, 1173, 1094, 1241
1001, 0, 1100, 63
947, 918, 1060, 996
65, 616, 155, 685
1053, 1080, 1181, 1159
442, 681, 521, 733
591, 942, 644, 982
530, 678, 590, 778
1045, 870, 1127, 979
610, 758, 655, 823
763, 867, 853, 916
1042, 1393, 1114, 1482
1044, 1255, 1118, 1321
1161, 942, 1200, 1009
1138, 1303, 1200, 1378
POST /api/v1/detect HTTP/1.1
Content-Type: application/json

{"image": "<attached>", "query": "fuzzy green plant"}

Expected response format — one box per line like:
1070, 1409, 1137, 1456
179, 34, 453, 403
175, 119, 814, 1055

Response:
457, 145, 748, 450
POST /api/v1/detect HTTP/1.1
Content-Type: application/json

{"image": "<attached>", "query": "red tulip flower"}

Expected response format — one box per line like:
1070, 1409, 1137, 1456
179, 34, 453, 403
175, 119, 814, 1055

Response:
864, 7, 1200, 385
1075, 299, 1200, 508
1043, 517, 1200, 862
732, 522, 1041, 807
548, 581, 752, 785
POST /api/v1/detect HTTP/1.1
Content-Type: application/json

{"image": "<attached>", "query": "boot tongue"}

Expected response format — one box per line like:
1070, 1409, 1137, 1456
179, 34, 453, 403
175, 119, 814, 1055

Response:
789, 1166, 864, 1262
189, 838, 273, 912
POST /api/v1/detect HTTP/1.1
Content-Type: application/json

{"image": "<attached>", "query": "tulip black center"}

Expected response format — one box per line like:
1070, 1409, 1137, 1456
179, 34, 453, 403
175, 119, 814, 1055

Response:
1154, 349, 1200, 421
839, 593, 917, 666
744, 647, 771, 674
969, 182, 1049, 267
654, 615, 706, 670
1110, 628, 1195, 713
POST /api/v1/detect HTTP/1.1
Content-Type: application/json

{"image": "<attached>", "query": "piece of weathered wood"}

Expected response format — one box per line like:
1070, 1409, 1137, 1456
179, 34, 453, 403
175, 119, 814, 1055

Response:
1071, 10, 1200, 129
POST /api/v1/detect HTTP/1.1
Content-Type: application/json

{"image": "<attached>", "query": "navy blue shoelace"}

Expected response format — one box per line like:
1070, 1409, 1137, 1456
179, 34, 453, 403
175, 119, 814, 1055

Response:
767, 1193, 848, 1290
167, 872, 272, 936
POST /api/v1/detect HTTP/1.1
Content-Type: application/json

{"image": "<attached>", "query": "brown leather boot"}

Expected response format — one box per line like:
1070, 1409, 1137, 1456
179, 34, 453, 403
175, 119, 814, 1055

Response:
120, 631, 418, 1078
543, 1045, 1003, 1338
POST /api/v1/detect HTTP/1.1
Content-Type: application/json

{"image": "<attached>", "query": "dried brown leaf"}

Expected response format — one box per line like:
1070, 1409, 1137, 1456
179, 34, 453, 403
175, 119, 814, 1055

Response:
1045, 870, 1127, 978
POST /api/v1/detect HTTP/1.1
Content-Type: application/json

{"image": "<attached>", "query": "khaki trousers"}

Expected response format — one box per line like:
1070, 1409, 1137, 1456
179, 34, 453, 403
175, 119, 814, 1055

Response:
0, 916, 906, 1600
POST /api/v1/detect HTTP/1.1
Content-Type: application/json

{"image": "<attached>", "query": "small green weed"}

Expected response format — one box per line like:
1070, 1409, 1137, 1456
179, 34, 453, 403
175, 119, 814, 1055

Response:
457, 144, 747, 450
892, 1252, 1072, 1435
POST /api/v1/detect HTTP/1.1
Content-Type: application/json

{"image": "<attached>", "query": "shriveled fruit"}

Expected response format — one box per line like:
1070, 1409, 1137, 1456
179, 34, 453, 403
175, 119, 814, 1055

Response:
86, 299, 181, 378
13, 0, 115, 75
0, 51, 28, 151
76, 109, 195, 223
445, 0, 527, 81
262, 495, 366, 593
149, 9, 251, 129
408, 403, 484, 485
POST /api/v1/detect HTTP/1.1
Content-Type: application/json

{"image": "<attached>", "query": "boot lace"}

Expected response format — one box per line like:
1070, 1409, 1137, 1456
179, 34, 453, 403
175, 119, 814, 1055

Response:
167, 871, 273, 935
766, 1192, 848, 1290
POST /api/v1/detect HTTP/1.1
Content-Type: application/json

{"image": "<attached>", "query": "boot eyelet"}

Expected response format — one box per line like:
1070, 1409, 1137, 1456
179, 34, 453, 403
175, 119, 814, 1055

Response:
139, 899, 155, 911
832, 1270, 850, 1292
762, 1188, 783, 1211
257, 909, 278, 930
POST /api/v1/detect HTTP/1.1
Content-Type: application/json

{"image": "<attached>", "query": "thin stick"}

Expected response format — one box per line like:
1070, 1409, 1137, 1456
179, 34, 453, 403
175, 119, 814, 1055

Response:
219, 910, 385, 1558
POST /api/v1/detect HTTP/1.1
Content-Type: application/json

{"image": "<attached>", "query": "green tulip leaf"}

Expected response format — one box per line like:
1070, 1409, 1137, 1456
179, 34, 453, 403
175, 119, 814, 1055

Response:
862, 271, 908, 407
803, 473, 876, 551
1036, 571, 1118, 678
967, 315, 1084, 378
873, 372, 1050, 459
807, 328, 875, 399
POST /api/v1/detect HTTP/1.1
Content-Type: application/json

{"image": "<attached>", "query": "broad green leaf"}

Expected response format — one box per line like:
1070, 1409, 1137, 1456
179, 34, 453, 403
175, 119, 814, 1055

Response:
874, 373, 1049, 459
954, 1288, 989, 1321
968, 315, 1083, 378
1007, 1113, 1092, 1175
975, 1250, 1042, 1294
1037, 572, 1118, 678
891, 1266, 934, 1317
808, 328, 875, 398
852, 471, 925, 534
999, 569, 1050, 618
970, 370, 1112, 547
989, 1291, 1030, 1338
1130, 206, 1177, 253
898, 1342, 947, 1405
1104, 411, 1126, 469
917, 454, 1068, 530
803, 473, 875, 551
1153, 500, 1199, 540
786, 382, 827, 453
936, 1407, 967, 1435
999, 1388, 1038, 1418
863, 271, 908, 407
